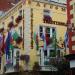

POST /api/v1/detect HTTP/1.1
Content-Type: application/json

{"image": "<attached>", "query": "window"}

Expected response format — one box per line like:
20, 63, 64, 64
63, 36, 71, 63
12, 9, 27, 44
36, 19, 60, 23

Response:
19, 10, 22, 16
19, 26, 22, 36
49, 50, 56, 57
46, 27, 50, 37
43, 9, 50, 16
11, 16, 14, 22
44, 10, 49, 12
16, 51, 19, 65
39, 26, 56, 46
52, 28, 55, 33
39, 26, 56, 38
44, 50, 47, 56
43, 9, 52, 23
39, 26, 43, 37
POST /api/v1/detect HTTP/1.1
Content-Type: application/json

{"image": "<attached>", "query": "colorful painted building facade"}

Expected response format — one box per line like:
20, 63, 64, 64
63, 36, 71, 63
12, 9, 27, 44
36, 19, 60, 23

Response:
64, 0, 75, 70
0, 0, 67, 73
66, 0, 75, 55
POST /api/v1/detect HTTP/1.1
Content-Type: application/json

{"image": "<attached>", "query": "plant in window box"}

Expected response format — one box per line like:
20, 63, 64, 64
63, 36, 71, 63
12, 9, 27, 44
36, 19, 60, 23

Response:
33, 62, 41, 71
15, 15, 22, 24
32, 62, 41, 75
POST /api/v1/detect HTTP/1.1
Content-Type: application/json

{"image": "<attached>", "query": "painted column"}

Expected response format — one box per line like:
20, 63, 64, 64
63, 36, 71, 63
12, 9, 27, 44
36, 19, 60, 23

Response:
24, 7, 31, 54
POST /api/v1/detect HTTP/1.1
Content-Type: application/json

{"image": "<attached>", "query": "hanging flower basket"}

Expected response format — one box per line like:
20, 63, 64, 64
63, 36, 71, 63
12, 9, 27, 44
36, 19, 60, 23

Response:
0, 28, 4, 33
15, 16, 22, 24
33, 62, 41, 71
15, 36, 23, 44
8, 21, 14, 28
14, 24, 18, 28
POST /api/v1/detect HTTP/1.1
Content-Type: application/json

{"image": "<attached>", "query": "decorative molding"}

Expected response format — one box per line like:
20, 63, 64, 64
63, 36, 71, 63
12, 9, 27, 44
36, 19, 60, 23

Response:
15, 15, 22, 24
50, 4, 53, 9
44, 3, 47, 7
31, 8, 33, 49
33, 0, 66, 8
28, 0, 31, 4
61, 7, 66, 11
36, 2, 40, 6
55, 6, 58, 10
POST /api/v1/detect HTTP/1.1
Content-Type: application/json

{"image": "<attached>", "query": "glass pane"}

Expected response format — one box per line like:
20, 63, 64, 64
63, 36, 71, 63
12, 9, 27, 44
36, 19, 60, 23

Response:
44, 50, 47, 56
39, 26, 43, 32
19, 10, 22, 15
19, 27, 22, 36
44, 9, 50, 13
46, 27, 50, 33
40, 33, 43, 37
46, 33, 50, 37
50, 50, 56, 57
52, 28, 55, 33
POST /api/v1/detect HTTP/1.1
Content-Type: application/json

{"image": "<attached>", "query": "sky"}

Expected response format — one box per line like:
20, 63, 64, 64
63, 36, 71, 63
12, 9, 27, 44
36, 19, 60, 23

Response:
49, 0, 66, 4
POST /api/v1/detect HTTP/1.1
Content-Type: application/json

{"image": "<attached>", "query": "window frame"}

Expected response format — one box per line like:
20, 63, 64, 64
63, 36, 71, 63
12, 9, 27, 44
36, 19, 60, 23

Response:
39, 26, 56, 38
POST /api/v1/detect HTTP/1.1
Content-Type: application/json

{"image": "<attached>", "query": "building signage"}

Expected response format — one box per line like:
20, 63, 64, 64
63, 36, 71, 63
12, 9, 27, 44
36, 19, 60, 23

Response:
49, 20, 67, 26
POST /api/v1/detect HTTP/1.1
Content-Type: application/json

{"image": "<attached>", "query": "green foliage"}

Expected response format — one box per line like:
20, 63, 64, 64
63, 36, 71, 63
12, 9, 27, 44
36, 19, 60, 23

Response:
33, 62, 41, 71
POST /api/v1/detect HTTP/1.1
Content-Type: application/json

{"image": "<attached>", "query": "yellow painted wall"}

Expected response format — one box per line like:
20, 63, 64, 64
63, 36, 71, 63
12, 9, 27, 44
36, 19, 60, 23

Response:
0, 0, 67, 72
23, 0, 67, 70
